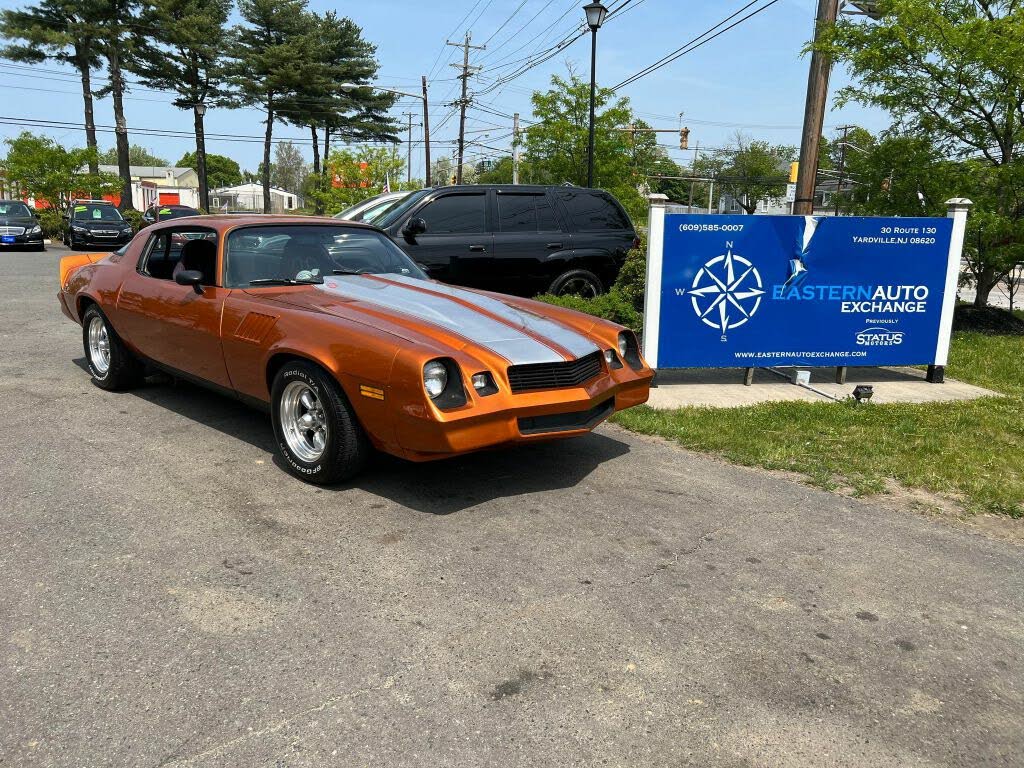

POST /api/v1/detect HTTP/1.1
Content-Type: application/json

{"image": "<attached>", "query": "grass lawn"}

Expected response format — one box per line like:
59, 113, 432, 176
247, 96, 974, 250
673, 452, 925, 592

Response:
614, 331, 1024, 518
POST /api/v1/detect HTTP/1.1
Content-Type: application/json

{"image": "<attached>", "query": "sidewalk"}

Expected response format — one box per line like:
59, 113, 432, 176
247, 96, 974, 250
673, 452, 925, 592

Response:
648, 366, 996, 409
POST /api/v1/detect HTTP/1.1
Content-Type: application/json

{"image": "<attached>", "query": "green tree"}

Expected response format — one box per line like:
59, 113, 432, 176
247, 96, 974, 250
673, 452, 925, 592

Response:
271, 141, 308, 193
477, 156, 514, 184
231, 0, 315, 213
97, 144, 169, 166
713, 132, 795, 214
278, 11, 396, 213
820, 0, 1024, 305
524, 71, 658, 219
129, 0, 232, 212
1, 1, 102, 172
1, 132, 117, 207
307, 146, 404, 213
176, 151, 243, 189
90, 0, 141, 208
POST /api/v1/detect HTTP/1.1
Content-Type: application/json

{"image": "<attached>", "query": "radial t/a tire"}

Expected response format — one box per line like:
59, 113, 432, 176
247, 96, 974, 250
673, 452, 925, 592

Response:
81, 305, 143, 391
271, 360, 370, 484
548, 268, 603, 298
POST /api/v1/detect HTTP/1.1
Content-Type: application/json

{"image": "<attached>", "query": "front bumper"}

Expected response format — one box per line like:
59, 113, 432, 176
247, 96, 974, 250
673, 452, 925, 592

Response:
71, 230, 132, 246
392, 365, 653, 461
0, 232, 44, 247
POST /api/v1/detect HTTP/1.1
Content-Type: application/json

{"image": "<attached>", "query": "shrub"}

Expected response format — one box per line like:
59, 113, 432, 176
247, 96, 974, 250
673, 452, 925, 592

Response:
36, 208, 64, 240
121, 208, 144, 233
612, 232, 646, 311
536, 289, 642, 335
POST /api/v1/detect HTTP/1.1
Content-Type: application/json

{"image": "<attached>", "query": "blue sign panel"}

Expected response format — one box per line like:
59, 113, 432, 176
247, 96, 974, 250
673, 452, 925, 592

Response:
655, 215, 955, 368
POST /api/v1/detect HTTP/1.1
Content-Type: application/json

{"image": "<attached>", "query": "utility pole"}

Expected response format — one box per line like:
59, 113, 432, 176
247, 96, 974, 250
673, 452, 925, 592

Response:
794, 0, 839, 215
834, 124, 853, 216
689, 141, 699, 213
447, 32, 485, 184
403, 111, 420, 185
512, 112, 520, 184
422, 76, 432, 187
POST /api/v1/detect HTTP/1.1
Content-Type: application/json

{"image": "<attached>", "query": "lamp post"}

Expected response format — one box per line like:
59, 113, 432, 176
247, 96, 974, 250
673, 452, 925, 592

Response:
583, 1, 607, 188
340, 80, 431, 187
192, 102, 209, 212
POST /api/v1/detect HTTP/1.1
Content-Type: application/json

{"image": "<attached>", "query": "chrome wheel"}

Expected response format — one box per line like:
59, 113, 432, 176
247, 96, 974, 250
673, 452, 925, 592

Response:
279, 380, 328, 463
87, 316, 111, 376
556, 276, 600, 299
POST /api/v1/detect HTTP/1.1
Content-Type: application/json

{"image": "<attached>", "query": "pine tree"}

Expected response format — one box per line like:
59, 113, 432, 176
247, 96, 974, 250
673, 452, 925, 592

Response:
129, 0, 232, 212
1, 0, 103, 173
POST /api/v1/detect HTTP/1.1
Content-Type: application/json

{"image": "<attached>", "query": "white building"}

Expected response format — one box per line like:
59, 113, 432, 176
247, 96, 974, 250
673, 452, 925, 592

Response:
95, 165, 200, 209
209, 183, 302, 214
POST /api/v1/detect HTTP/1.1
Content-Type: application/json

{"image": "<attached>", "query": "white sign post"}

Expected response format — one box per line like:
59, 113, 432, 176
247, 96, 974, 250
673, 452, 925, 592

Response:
929, 198, 973, 382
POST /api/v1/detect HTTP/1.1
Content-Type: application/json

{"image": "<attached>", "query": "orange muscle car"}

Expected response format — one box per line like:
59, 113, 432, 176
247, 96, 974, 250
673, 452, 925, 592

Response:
58, 216, 653, 483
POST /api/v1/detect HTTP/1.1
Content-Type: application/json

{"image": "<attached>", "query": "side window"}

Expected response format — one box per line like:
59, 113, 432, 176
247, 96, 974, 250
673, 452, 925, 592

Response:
140, 232, 172, 279
558, 190, 631, 231
418, 194, 485, 234
497, 194, 536, 232
139, 229, 217, 282
497, 194, 563, 233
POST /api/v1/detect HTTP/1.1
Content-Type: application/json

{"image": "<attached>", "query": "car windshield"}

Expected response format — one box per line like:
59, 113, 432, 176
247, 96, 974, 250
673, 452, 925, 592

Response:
372, 189, 431, 228
153, 206, 199, 219
224, 225, 427, 288
335, 194, 406, 223
0, 202, 32, 217
72, 203, 124, 222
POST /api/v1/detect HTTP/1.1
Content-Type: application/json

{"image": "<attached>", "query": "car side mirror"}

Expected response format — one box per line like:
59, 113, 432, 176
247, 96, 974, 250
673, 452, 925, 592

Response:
175, 269, 204, 294
402, 217, 427, 241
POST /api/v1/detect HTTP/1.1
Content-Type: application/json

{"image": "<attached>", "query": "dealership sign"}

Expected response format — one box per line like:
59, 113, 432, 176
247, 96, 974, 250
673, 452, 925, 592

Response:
642, 204, 970, 370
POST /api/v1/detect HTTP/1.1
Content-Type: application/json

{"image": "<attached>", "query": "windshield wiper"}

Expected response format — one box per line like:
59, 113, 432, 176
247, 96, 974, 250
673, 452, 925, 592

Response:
248, 277, 323, 286
331, 269, 366, 276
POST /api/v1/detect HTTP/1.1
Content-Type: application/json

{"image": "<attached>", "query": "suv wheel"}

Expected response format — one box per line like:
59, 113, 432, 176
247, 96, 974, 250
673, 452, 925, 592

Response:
548, 269, 603, 299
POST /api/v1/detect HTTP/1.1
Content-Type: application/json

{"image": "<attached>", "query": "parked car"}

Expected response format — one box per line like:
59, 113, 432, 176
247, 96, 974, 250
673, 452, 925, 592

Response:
140, 203, 201, 228
0, 200, 44, 251
334, 191, 411, 224
64, 200, 134, 250
57, 215, 653, 483
372, 185, 638, 298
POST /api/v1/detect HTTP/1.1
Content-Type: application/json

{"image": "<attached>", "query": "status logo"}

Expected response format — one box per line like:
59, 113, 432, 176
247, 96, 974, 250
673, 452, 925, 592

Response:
855, 327, 905, 346
687, 248, 765, 337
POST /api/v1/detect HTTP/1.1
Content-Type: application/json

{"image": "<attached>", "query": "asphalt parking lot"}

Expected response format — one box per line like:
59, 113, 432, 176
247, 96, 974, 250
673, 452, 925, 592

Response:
2, 245, 1022, 767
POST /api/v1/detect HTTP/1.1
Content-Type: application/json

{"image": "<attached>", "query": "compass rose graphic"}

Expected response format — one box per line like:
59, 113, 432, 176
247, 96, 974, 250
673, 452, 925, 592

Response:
688, 249, 765, 337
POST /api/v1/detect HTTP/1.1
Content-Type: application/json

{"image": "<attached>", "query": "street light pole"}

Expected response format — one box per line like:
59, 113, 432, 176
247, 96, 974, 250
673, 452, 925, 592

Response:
583, 2, 607, 189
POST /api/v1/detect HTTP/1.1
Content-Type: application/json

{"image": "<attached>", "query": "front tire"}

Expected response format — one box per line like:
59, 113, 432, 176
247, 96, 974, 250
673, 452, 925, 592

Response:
81, 305, 143, 391
271, 361, 370, 484
548, 268, 603, 298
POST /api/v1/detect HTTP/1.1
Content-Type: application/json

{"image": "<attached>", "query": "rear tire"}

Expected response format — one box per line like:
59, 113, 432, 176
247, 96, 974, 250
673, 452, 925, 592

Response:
548, 268, 603, 298
271, 361, 370, 484
82, 305, 143, 391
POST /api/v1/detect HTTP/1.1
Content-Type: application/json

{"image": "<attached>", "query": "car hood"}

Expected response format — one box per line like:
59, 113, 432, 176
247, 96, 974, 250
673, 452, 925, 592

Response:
261, 273, 601, 366
73, 219, 128, 228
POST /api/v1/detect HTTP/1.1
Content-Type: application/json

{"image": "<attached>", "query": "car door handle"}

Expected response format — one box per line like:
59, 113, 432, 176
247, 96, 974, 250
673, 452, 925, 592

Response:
546, 242, 563, 249
469, 245, 486, 252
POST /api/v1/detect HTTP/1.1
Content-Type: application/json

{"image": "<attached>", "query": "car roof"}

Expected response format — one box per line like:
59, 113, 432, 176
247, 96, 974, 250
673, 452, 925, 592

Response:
147, 214, 381, 232
0, 199, 30, 205
423, 184, 600, 194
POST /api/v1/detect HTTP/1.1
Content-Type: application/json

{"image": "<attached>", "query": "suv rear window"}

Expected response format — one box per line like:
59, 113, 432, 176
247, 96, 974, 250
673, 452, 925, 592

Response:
557, 190, 631, 231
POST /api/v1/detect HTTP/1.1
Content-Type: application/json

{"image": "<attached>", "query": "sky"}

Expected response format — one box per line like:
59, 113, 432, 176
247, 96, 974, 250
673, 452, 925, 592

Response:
0, 0, 890, 180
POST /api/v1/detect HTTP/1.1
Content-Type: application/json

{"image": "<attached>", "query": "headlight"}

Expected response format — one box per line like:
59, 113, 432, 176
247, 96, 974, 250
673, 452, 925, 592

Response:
423, 360, 448, 399
71, 225, 87, 233
28, 224, 41, 234
617, 332, 629, 358
618, 331, 643, 369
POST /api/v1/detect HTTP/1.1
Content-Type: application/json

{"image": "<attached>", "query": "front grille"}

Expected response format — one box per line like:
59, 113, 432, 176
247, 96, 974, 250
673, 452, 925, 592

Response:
94, 230, 118, 236
507, 350, 603, 393
518, 398, 615, 435
0, 226, 25, 236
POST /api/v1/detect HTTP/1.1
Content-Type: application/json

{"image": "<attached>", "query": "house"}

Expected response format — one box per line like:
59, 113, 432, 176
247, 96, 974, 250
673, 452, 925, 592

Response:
95, 165, 200, 209
209, 183, 302, 213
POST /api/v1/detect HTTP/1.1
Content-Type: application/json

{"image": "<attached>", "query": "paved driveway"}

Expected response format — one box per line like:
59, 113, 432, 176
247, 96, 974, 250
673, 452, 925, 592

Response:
2, 247, 1022, 767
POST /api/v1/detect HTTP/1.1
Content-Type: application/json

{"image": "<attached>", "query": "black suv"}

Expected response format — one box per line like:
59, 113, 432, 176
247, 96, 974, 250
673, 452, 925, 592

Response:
373, 185, 637, 297
140, 203, 201, 228
0, 200, 44, 251
64, 200, 134, 250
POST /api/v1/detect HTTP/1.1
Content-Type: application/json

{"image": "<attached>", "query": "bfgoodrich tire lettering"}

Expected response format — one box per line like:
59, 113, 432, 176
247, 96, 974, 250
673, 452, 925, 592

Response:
271, 361, 370, 484
81, 305, 143, 391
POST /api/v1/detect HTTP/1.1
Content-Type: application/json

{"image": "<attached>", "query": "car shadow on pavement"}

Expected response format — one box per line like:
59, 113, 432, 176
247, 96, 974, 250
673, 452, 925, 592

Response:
77, 360, 633, 514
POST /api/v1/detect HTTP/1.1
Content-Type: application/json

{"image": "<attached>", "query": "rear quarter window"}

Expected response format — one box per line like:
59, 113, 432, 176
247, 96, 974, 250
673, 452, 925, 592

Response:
558, 190, 631, 231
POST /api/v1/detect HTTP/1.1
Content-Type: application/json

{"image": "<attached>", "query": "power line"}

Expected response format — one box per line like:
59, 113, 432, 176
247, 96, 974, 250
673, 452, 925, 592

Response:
612, 0, 783, 91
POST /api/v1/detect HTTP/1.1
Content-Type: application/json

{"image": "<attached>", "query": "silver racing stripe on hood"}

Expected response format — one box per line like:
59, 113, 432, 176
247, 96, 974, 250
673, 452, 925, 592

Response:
315, 276, 594, 365
379, 274, 600, 359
